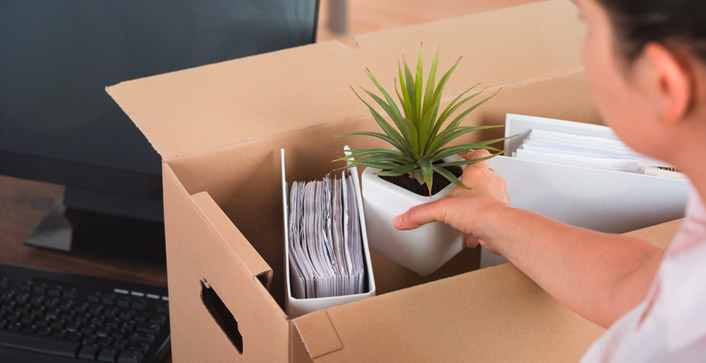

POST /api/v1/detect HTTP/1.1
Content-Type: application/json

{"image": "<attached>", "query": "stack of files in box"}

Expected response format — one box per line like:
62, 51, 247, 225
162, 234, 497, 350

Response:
512, 129, 684, 178
287, 171, 366, 299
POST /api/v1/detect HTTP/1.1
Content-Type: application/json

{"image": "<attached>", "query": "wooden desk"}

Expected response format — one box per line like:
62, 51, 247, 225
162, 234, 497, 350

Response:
0, 175, 171, 362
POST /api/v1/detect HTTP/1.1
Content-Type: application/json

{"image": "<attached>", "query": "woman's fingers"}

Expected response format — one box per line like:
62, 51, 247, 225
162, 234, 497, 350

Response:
464, 234, 481, 249
393, 150, 496, 231
393, 200, 445, 230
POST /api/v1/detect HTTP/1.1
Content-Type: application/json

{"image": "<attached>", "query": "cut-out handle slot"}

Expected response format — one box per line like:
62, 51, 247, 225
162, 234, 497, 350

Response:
200, 279, 243, 354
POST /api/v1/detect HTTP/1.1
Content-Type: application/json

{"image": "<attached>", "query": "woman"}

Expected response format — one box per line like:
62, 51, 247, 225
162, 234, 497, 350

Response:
393, 0, 706, 361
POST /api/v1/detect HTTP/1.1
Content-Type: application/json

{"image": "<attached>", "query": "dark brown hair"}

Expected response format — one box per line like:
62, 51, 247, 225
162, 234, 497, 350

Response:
596, 0, 706, 62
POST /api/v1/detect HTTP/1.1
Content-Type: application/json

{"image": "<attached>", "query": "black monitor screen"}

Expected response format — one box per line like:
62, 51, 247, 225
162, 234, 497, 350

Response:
0, 0, 318, 261
1, 0, 318, 204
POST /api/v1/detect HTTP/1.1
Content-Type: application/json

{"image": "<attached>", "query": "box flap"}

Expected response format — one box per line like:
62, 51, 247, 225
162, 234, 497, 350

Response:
293, 310, 343, 359
190, 191, 273, 288
106, 0, 583, 160
292, 219, 682, 362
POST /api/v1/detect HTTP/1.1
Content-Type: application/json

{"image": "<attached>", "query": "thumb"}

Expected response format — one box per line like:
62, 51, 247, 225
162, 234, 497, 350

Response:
393, 200, 446, 230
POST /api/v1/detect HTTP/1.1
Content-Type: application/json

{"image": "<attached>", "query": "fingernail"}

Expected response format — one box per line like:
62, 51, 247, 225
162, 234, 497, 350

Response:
393, 216, 403, 228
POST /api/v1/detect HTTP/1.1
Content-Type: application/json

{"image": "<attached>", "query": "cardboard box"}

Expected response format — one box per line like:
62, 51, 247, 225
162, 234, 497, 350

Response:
107, 1, 682, 361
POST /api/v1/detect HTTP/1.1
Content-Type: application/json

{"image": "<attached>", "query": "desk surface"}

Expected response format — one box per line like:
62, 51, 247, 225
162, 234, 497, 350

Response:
0, 174, 171, 362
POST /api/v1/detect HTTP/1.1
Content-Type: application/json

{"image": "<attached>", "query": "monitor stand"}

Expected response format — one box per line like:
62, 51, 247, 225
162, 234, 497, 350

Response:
24, 197, 166, 265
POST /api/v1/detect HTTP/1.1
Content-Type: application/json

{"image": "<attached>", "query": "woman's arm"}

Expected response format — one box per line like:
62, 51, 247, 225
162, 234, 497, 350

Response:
393, 150, 664, 328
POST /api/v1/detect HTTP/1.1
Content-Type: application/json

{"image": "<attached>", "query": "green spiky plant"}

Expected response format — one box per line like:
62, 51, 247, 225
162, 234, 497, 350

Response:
337, 46, 508, 196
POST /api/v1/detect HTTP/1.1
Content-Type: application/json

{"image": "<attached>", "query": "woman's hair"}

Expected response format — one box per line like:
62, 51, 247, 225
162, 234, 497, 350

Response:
596, 0, 706, 62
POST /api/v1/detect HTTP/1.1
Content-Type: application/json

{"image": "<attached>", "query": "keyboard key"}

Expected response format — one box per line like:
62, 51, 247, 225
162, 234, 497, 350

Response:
131, 331, 155, 344
82, 335, 97, 345
101, 297, 115, 306
0, 330, 80, 358
65, 323, 80, 333
47, 288, 61, 297
98, 337, 115, 346
150, 315, 168, 326
44, 297, 60, 307
62, 289, 77, 299
36, 327, 53, 336
96, 327, 112, 338
65, 332, 83, 341
117, 349, 144, 363
98, 346, 120, 362
131, 302, 146, 311
20, 315, 35, 325
129, 342, 150, 354
136, 323, 161, 335
81, 325, 96, 336
78, 344, 101, 360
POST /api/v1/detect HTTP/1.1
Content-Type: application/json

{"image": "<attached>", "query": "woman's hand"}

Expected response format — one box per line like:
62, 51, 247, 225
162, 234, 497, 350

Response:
392, 149, 511, 254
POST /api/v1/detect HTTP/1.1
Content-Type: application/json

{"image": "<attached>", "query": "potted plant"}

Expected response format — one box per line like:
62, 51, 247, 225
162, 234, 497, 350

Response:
337, 47, 506, 275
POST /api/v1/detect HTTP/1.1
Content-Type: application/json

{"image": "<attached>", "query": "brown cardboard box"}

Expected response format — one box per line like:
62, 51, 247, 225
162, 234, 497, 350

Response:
106, 1, 682, 361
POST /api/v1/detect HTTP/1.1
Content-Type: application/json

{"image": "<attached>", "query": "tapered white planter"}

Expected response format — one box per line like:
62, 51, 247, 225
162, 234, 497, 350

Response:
361, 155, 465, 275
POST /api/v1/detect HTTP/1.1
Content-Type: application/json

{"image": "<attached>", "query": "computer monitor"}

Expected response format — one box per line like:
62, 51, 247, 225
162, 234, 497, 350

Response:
0, 0, 320, 264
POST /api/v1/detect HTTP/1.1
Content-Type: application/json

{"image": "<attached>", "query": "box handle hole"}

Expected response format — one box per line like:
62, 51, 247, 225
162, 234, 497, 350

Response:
200, 279, 243, 354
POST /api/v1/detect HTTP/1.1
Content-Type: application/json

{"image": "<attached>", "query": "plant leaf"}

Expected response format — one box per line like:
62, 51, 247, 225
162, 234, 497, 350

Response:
395, 76, 413, 122
364, 68, 403, 120
436, 86, 484, 126
402, 57, 417, 125
431, 145, 500, 162
429, 124, 505, 152
430, 136, 510, 160
436, 88, 502, 141
336, 148, 415, 163
425, 56, 462, 124
422, 47, 439, 117
432, 165, 467, 189
412, 169, 425, 185
350, 87, 412, 155
361, 88, 412, 148
344, 159, 402, 170
414, 46, 424, 132
436, 150, 502, 168
419, 159, 434, 196
338, 131, 406, 152
375, 163, 418, 177
428, 86, 483, 148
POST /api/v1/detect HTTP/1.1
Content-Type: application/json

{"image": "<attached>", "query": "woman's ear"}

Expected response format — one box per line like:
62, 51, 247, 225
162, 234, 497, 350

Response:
642, 42, 692, 124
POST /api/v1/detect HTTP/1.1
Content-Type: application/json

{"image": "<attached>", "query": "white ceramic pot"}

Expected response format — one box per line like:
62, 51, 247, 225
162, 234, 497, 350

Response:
361, 155, 465, 275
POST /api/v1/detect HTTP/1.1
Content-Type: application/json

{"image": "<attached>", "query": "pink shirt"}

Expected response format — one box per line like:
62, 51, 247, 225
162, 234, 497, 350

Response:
581, 189, 706, 362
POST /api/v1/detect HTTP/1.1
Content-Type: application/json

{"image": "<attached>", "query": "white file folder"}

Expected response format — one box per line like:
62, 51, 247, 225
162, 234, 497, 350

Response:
485, 114, 690, 267
282, 147, 376, 318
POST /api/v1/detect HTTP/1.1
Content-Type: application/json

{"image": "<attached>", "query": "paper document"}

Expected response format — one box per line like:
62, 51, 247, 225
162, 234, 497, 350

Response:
287, 171, 366, 299
512, 129, 684, 178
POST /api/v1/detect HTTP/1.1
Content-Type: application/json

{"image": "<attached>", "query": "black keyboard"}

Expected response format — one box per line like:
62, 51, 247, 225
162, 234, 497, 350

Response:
0, 263, 170, 363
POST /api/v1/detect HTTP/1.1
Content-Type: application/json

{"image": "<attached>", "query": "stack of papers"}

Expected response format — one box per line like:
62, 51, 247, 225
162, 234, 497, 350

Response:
512, 129, 683, 177
287, 171, 366, 299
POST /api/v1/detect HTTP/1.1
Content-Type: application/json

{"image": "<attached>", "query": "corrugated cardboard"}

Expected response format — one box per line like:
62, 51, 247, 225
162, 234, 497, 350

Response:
106, 1, 682, 361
